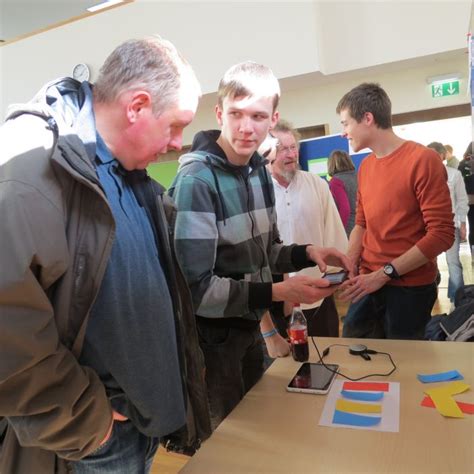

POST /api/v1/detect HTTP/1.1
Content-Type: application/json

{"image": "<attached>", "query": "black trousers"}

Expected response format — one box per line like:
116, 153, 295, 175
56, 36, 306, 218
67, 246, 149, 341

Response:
468, 204, 474, 248
196, 321, 264, 431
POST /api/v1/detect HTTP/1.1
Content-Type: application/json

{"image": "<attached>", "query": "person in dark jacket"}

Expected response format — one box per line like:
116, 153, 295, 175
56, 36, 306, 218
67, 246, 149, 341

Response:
458, 141, 474, 260
169, 62, 352, 430
0, 36, 210, 474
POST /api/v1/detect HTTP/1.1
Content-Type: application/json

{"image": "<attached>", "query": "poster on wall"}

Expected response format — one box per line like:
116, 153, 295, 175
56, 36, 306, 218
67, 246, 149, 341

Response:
299, 134, 370, 180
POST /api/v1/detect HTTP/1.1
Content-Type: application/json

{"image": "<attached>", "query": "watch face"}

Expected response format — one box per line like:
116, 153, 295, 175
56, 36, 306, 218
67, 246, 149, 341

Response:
72, 63, 90, 82
384, 265, 393, 275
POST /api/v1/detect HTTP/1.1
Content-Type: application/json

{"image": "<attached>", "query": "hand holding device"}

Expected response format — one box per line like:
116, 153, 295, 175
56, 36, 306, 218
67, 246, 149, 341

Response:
322, 270, 348, 285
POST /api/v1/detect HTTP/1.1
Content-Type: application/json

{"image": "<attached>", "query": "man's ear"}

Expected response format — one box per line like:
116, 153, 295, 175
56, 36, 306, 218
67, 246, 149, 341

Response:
215, 104, 223, 127
270, 110, 279, 130
364, 112, 375, 126
127, 91, 152, 124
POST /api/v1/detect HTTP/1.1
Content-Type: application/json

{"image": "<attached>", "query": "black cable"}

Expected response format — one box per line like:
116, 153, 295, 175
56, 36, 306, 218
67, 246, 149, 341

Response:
310, 338, 397, 381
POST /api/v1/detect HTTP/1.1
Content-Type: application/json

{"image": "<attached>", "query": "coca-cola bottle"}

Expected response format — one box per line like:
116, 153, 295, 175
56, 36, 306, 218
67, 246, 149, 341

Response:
289, 306, 309, 362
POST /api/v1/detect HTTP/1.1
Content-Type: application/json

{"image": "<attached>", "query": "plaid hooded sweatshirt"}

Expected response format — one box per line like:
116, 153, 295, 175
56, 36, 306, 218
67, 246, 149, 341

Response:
168, 130, 315, 328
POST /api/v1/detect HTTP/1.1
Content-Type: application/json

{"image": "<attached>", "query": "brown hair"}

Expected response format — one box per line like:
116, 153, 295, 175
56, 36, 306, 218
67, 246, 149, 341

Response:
427, 142, 447, 157
444, 144, 453, 154
217, 61, 280, 111
336, 82, 392, 129
328, 150, 355, 177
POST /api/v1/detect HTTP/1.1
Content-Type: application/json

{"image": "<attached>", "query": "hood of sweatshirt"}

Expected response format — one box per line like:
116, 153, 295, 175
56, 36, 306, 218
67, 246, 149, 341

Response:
178, 129, 267, 173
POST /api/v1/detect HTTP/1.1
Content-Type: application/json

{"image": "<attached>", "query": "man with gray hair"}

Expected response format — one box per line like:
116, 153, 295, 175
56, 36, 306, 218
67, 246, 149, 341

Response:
269, 119, 348, 337
0, 36, 210, 473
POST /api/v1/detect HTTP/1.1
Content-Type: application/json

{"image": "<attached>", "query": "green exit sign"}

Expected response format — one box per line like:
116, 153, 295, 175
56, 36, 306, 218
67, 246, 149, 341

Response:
431, 81, 460, 98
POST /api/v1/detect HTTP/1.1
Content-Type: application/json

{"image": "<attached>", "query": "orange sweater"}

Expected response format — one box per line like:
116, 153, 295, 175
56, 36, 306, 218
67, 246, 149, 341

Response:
356, 140, 454, 286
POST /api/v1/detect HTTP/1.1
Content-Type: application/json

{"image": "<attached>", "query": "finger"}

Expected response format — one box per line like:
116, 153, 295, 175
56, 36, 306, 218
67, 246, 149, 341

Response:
312, 278, 331, 288
113, 411, 128, 421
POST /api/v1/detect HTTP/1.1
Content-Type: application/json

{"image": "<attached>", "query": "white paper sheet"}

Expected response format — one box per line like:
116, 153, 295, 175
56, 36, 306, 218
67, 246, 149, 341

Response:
319, 379, 400, 432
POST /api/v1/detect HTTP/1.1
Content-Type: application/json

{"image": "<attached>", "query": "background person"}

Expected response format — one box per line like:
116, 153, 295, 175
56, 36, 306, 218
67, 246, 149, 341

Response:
327, 149, 358, 236
458, 141, 474, 262
269, 119, 348, 337
427, 142, 468, 307
445, 144, 460, 169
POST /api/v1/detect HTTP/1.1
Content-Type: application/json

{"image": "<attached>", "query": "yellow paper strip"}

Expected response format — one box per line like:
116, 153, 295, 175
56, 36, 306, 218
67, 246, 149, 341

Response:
335, 399, 382, 414
425, 381, 470, 398
428, 393, 465, 418
424, 381, 470, 418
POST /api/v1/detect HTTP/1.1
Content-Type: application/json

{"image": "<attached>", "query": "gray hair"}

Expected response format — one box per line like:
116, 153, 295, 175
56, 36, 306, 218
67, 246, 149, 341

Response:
272, 119, 301, 144
94, 36, 200, 115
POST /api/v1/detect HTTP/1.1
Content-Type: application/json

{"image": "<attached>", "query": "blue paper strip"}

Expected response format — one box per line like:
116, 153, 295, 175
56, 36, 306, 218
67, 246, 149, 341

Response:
332, 410, 381, 427
417, 370, 463, 383
341, 390, 384, 401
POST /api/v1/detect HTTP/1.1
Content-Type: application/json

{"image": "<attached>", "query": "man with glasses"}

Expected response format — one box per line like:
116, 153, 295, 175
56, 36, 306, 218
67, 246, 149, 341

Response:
269, 120, 348, 337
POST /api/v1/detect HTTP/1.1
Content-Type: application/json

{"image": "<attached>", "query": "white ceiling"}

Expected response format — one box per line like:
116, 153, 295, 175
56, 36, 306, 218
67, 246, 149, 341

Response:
0, 1, 107, 42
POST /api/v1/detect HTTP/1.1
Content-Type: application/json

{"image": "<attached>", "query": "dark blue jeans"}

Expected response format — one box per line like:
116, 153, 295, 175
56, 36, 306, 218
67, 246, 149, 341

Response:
342, 283, 437, 340
197, 322, 264, 430
69, 420, 159, 474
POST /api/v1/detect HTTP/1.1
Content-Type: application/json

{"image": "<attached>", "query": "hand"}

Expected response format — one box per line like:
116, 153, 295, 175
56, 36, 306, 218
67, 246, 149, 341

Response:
306, 246, 353, 276
347, 253, 360, 277
339, 269, 389, 303
273, 275, 335, 304
460, 223, 467, 242
264, 332, 290, 358
100, 410, 128, 446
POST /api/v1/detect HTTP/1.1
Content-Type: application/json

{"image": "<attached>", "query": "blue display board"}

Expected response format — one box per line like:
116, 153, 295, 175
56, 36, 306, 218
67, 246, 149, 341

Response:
299, 134, 370, 179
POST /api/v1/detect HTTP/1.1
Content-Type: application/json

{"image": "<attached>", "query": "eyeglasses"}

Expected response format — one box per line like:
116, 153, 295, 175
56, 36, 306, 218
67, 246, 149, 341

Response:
277, 144, 298, 154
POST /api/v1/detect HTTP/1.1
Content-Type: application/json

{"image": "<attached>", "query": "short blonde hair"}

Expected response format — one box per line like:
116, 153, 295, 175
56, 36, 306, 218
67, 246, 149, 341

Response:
217, 61, 280, 111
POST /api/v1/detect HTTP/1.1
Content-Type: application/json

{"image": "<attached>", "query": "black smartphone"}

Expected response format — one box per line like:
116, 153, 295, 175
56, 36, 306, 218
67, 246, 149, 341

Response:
286, 363, 339, 395
323, 270, 348, 285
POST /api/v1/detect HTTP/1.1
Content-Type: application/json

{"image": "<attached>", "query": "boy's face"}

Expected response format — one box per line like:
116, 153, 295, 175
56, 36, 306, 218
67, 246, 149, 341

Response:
216, 94, 278, 164
340, 108, 371, 153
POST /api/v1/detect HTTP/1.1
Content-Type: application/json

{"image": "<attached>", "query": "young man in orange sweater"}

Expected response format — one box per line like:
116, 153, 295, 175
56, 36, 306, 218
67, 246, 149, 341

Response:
337, 83, 454, 339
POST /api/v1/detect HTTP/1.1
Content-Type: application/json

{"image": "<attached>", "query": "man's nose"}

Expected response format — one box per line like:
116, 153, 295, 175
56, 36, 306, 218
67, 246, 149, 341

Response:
239, 116, 253, 133
169, 132, 183, 151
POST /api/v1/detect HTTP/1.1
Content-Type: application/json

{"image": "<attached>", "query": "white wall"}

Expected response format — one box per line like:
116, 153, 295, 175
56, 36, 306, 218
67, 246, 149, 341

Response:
0, 1, 320, 118
187, 52, 470, 143
316, 1, 471, 75
0, 0, 471, 139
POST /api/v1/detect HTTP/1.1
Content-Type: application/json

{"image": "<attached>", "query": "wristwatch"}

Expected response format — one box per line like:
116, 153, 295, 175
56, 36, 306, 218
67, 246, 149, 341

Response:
383, 263, 401, 280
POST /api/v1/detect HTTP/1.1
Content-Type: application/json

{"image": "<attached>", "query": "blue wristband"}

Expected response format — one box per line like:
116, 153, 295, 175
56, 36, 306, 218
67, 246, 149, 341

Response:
262, 327, 278, 338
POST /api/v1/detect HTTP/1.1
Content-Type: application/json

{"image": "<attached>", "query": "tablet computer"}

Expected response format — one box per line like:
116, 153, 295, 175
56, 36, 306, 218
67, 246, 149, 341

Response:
286, 362, 339, 395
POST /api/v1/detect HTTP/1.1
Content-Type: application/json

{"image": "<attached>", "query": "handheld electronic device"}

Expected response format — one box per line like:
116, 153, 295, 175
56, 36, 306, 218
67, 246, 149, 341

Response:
322, 270, 348, 285
286, 362, 339, 395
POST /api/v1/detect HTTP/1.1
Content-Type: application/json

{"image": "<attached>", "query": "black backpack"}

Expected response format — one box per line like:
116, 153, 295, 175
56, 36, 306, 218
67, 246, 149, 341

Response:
424, 285, 474, 342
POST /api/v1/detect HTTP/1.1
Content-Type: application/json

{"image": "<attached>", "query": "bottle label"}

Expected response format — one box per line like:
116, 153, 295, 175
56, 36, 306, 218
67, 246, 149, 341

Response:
289, 328, 307, 344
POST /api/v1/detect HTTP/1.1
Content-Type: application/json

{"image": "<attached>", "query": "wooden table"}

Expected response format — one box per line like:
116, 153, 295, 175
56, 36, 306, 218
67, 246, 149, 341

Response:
182, 338, 474, 473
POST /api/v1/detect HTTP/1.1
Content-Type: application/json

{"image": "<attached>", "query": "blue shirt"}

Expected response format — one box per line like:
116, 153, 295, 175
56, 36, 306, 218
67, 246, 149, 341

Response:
80, 133, 186, 437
